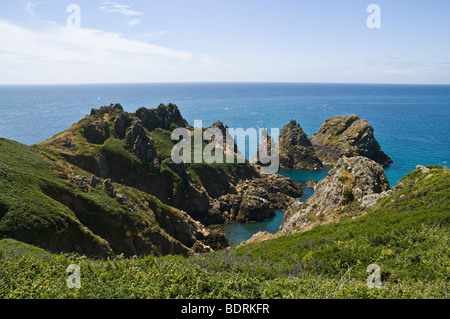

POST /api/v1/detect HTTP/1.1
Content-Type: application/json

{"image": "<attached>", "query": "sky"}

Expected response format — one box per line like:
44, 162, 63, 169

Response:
0, 0, 449, 85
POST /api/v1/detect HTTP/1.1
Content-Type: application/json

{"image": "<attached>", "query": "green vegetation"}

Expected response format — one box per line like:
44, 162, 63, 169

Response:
330, 133, 343, 142
0, 138, 202, 257
1, 166, 448, 298
0, 105, 447, 298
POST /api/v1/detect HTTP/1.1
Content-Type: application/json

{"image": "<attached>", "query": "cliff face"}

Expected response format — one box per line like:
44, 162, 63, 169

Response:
280, 156, 391, 234
310, 115, 392, 167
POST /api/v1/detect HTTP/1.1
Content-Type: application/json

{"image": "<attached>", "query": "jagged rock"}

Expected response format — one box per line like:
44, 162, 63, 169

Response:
207, 121, 240, 155
114, 112, 132, 139
125, 120, 158, 166
136, 103, 188, 131
311, 115, 392, 167
103, 178, 116, 198
207, 194, 241, 224
280, 156, 390, 234
253, 128, 277, 166
278, 119, 323, 170
90, 103, 124, 116
208, 174, 303, 223
83, 120, 110, 144
237, 195, 274, 222
90, 175, 100, 188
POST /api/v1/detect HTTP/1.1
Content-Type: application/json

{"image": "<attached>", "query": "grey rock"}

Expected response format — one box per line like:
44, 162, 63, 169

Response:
114, 112, 132, 139
90, 175, 101, 188
311, 115, 392, 168
281, 156, 390, 234
416, 165, 431, 174
83, 120, 110, 144
125, 120, 158, 165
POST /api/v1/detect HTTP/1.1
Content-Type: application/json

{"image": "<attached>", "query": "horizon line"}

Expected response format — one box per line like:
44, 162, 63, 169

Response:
1, 81, 450, 87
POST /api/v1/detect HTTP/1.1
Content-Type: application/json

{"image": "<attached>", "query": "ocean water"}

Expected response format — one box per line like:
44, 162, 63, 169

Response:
1, 83, 449, 245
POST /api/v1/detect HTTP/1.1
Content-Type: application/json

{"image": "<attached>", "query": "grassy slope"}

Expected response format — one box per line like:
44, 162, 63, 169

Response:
0, 138, 201, 257
0, 165, 448, 299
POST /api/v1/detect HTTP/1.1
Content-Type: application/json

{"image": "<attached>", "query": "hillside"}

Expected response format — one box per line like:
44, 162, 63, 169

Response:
38, 103, 302, 225
0, 165, 448, 298
0, 103, 306, 257
0, 137, 227, 257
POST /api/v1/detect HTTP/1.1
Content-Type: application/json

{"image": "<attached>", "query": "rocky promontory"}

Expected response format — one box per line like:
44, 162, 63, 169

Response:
310, 115, 392, 167
279, 119, 323, 170
253, 120, 322, 170
32, 103, 306, 256
280, 156, 391, 234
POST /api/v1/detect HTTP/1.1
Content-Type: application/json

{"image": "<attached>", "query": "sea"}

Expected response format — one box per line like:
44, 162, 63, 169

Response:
1, 82, 449, 246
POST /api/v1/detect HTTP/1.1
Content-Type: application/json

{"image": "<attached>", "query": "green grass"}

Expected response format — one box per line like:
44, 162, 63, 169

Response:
0, 138, 204, 258
330, 133, 343, 142
0, 165, 448, 299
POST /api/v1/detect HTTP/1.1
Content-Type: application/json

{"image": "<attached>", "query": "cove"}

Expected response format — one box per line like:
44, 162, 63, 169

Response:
216, 166, 331, 247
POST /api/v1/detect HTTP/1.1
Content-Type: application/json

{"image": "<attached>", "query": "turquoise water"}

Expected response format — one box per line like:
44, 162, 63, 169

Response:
1, 83, 449, 185
0, 83, 449, 246
215, 211, 286, 247
216, 167, 329, 247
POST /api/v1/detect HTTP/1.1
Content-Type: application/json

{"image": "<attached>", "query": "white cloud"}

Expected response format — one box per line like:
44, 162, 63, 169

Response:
0, 20, 191, 62
99, 1, 143, 27
24, 1, 37, 16
99, 1, 143, 16
0, 19, 203, 84
126, 18, 141, 27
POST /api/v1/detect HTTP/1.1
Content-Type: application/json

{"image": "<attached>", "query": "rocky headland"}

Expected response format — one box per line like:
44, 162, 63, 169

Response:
0, 103, 307, 257
280, 156, 391, 234
310, 114, 392, 167
0, 103, 397, 257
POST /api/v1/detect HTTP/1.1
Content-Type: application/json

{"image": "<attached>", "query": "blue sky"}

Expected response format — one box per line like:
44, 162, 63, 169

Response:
0, 0, 449, 84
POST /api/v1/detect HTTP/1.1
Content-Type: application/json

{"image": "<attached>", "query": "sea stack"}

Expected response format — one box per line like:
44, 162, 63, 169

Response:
310, 115, 392, 167
278, 119, 323, 170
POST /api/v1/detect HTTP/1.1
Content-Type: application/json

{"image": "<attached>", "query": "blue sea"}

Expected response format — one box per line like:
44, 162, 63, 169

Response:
1, 83, 449, 246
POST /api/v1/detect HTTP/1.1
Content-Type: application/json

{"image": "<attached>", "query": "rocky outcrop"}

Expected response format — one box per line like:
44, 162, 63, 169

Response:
208, 174, 303, 224
125, 120, 159, 168
83, 120, 110, 144
280, 156, 391, 234
310, 115, 392, 167
206, 121, 241, 155
253, 121, 322, 170
114, 111, 132, 139
136, 103, 189, 131
90, 103, 125, 116
278, 120, 323, 170
38, 102, 310, 254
